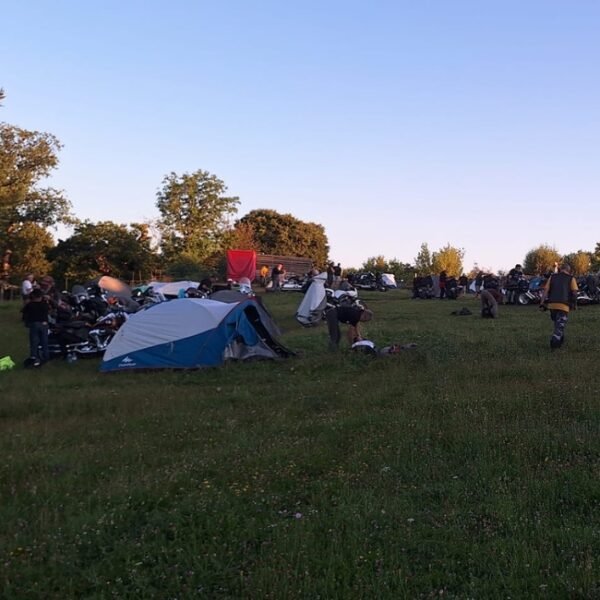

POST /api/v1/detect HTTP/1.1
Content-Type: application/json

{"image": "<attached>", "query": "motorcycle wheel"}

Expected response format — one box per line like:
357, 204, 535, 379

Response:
517, 293, 530, 305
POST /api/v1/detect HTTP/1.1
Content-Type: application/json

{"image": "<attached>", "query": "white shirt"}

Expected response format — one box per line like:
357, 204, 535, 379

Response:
21, 279, 33, 296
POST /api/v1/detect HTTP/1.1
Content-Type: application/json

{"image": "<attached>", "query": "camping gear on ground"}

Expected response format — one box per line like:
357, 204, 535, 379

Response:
101, 298, 294, 372
450, 307, 472, 316
351, 340, 418, 355
351, 339, 377, 355
0, 356, 15, 370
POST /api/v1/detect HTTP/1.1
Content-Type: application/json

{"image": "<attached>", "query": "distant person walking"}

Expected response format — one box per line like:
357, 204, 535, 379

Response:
540, 263, 578, 350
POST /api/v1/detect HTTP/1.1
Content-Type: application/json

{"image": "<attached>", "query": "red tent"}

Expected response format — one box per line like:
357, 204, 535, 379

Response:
227, 250, 257, 282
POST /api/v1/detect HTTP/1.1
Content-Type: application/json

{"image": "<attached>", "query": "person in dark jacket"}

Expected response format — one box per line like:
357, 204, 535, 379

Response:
22, 288, 49, 363
325, 305, 373, 350
540, 263, 578, 349
439, 271, 447, 299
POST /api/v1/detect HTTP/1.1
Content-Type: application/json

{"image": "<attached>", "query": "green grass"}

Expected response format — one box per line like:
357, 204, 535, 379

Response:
1, 292, 599, 598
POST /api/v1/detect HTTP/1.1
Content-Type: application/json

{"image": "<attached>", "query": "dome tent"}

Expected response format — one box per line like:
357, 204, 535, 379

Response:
100, 298, 293, 372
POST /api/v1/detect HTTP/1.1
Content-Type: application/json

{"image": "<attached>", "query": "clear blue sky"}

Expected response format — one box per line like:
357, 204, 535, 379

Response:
2, 0, 599, 271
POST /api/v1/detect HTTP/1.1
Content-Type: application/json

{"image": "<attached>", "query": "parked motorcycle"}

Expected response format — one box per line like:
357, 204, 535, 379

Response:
47, 311, 127, 360
576, 275, 600, 305
351, 272, 387, 292
517, 276, 546, 305
412, 276, 434, 299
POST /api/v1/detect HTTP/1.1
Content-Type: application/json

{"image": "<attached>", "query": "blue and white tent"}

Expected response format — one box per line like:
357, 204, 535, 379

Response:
101, 298, 293, 372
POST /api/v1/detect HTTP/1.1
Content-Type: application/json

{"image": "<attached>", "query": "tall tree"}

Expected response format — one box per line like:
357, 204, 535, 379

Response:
523, 244, 561, 275
236, 209, 329, 266
563, 250, 591, 276
49, 221, 157, 287
413, 243, 433, 274
225, 221, 260, 251
362, 255, 388, 272
8, 222, 53, 278
361, 255, 414, 284
156, 170, 239, 262
431, 244, 464, 276
591, 243, 600, 272
0, 120, 71, 280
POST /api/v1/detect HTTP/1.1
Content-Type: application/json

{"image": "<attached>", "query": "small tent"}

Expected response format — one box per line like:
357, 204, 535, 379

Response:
101, 298, 293, 372
296, 272, 328, 327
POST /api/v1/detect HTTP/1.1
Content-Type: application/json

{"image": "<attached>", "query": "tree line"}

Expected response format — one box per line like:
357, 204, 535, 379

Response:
0, 90, 330, 287
2, 88, 599, 288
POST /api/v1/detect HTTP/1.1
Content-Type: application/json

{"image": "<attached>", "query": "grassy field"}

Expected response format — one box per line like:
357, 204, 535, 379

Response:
1, 292, 599, 599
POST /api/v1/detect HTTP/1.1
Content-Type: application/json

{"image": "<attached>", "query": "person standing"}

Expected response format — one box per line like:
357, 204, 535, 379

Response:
260, 265, 269, 287
540, 263, 578, 349
326, 262, 335, 288
333, 263, 342, 289
475, 272, 484, 297
506, 264, 524, 305
271, 264, 283, 291
439, 270, 447, 299
22, 289, 49, 363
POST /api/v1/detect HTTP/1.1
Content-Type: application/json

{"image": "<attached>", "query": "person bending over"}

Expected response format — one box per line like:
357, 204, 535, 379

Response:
480, 289, 502, 318
326, 305, 373, 350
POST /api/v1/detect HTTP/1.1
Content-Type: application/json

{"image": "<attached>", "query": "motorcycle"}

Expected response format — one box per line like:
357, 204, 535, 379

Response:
517, 276, 546, 305
412, 276, 434, 299
47, 311, 127, 360
351, 272, 387, 292
576, 275, 600, 305
281, 275, 307, 292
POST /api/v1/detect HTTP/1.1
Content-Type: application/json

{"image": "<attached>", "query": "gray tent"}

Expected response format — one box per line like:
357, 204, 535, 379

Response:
296, 272, 328, 327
